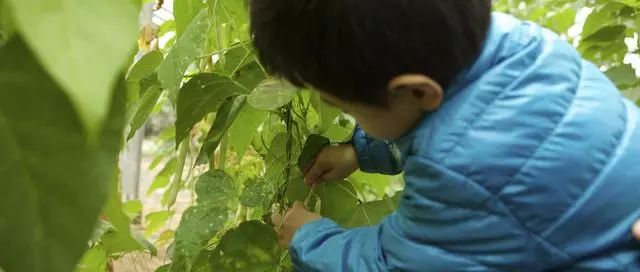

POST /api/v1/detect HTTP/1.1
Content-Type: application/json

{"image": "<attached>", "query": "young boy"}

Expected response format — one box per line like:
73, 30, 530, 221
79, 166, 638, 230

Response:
251, 0, 640, 270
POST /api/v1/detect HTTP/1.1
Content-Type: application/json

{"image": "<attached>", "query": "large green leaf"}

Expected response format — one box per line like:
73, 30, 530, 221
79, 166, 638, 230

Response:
240, 179, 273, 208
174, 0, 206, 37
315, 181, 359, 226
195, 170, 237, 205
175, 73, 249, 144
247, 79, 297, 110
345, 193, 402, 228
228, 102, 269, 156
209, 221, 282, 271
196, 96, 246, 164
6, 0, 137, 135
286, 178, 310, 203
0, 38, 125, 272
172, 204, 229, 271
158, 10, 210, 99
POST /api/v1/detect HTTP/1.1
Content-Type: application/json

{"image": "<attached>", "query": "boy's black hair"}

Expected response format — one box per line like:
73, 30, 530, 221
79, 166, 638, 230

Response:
250, 0, 492, 106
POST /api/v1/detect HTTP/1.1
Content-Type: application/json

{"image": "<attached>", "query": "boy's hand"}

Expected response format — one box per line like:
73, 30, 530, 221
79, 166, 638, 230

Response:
634, 220, 640, 240
271, 201, 322, 247
303, 143, 359, 186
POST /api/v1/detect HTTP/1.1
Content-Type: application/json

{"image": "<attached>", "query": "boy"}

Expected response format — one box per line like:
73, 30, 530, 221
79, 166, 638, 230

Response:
252, 0, 640, 270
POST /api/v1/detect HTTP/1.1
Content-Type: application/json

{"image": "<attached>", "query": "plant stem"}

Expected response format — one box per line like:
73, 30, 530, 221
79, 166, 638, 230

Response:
166, 140, 189, 208
218, 135, 228, 170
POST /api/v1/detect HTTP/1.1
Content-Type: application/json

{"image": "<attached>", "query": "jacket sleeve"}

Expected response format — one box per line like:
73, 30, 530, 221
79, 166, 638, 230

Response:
289, 156, 533, 271
351, 125, 402, 175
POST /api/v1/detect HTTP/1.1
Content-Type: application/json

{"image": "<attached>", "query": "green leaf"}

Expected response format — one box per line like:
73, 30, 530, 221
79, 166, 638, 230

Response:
583, 25, 627, 42
582, 3, 624, 38
247, 79, 297, 110
196, 96, 246, 164
0, 37, 125, 272
156, 264, 171, 272
100, 173, 143, 255
545, 6, 576, 34
147, 158, 177, 195
157, 10, 210, 99
175, 73, 249, 144
297, 134, 331, 170
214, 44, 254, 76
172, 204, 229, 271
228, 102, 269, 156
127, 51, 164, 81
6, 0, 138, 135
315, 181, 359, 226
144, 211, 175, 236
345, 193, 402, 228
622, 88, 640, 102
240, 179, 273, 208
349, 171, 394, 198
605, 64, 639, 87
74, 245, 108, 272
311, 93, 342, 133
195, 170, 237, 204
233, 61, 268, 91
122, 200, 143, 219
174, 0, 206, 37
128, 84, 163, 139
158, 20, 176, 37
210, 221, 281, 272
285, 178, 310, 203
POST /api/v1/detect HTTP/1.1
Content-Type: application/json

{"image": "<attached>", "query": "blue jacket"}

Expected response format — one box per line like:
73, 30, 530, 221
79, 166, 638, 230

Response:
290, 13, 640, 271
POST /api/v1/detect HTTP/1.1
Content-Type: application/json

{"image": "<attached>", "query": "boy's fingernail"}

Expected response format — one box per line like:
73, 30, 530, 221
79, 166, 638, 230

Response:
633, 221, 640, 239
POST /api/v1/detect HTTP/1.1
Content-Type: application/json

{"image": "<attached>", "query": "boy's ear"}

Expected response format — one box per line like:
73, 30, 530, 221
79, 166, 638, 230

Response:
388, 74, 444, 111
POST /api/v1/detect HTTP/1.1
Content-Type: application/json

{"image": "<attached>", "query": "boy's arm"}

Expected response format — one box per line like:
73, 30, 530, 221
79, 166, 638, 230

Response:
289, 156, 528, 271
351, 125, 403, 175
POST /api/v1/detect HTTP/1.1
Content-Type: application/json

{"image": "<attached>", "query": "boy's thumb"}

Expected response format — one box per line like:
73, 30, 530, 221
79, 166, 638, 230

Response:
633, 220, 640, 240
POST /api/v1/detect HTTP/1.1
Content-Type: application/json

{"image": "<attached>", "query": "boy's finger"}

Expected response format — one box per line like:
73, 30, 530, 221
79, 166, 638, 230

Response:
271, 212, 283, 227
292, 201, 307, 210
304, 163, 327, 185
633, 220, 640, 240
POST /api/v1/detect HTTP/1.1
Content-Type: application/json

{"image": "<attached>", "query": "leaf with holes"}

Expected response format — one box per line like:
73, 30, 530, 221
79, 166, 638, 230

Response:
158, 10, 210, 99
240, 179, 273, 208
172, 205, 229, 271
195, 170, 237, 204
210, 221, 282, 272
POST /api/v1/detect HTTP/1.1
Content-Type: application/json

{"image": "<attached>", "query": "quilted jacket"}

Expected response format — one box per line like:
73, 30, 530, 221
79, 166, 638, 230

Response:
289, 13, 640, 271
